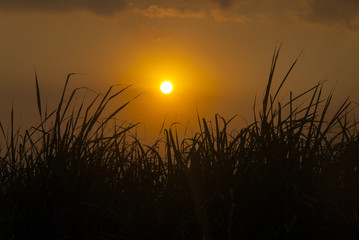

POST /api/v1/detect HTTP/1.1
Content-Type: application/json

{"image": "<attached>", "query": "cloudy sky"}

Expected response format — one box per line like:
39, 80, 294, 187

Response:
1, 0, 358, 136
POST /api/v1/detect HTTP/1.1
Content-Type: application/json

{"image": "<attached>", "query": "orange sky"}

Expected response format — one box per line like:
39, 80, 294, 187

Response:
0, 0, 359, 138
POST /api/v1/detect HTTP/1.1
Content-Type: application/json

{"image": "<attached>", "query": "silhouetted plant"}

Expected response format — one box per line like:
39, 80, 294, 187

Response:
0, 47, 358, 239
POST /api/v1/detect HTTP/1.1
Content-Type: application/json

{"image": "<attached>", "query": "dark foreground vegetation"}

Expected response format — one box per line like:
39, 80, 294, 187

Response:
1, 49, 359, 239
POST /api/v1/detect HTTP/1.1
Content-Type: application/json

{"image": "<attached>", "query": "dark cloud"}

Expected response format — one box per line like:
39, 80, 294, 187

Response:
0, 0, 128, 15
213, 0, 232, 9
0, 0, 246, 16
3, 0, 358, 30
298, 0, 359, 29
0, 0, 267, 24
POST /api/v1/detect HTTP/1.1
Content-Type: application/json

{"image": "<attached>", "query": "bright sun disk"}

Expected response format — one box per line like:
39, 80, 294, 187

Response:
160, 81, 173, 94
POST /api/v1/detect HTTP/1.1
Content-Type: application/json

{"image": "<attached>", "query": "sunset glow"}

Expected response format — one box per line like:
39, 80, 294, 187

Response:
2, 1, 359, 238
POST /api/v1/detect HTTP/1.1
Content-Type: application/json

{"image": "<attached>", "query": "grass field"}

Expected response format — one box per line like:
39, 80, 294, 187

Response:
0, 48, 358, 239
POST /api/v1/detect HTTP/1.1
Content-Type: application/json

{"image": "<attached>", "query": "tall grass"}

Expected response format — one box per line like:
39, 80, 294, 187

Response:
0, 48, 358, 239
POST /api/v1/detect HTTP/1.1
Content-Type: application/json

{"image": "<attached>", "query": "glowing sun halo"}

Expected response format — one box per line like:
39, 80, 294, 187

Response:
160, 81, 173, 94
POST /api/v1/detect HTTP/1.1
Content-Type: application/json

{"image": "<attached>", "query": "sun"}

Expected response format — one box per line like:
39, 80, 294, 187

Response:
160, 81, 173, 94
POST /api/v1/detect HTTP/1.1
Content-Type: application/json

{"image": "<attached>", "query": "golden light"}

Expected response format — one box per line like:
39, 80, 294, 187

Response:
160, 81, 173, 94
